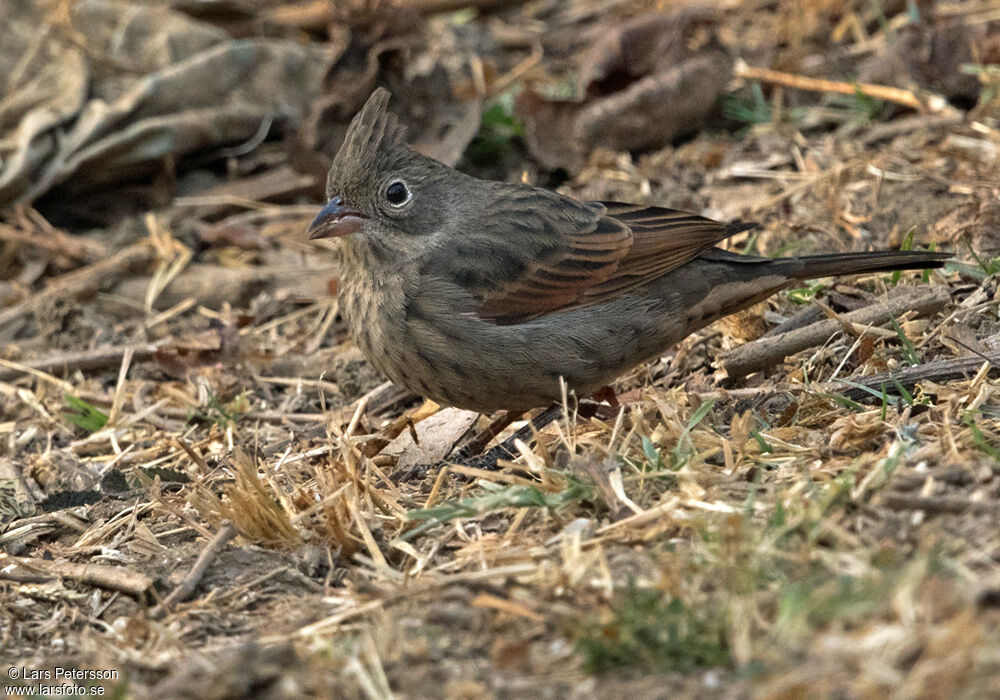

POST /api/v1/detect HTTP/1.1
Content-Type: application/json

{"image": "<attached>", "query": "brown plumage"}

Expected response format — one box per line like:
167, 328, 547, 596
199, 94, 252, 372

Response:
308, 88, 949, 412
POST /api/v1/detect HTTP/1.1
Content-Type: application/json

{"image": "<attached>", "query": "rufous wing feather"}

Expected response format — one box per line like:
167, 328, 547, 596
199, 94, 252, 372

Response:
475, 201, 755, 324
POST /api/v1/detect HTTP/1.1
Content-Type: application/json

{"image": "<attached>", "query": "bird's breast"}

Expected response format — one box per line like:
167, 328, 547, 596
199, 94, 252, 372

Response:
337, 246, 412, 383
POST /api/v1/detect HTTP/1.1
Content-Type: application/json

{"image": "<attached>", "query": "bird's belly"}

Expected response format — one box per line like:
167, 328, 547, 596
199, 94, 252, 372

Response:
380, 298, 683, 412
388, 331, 558, 412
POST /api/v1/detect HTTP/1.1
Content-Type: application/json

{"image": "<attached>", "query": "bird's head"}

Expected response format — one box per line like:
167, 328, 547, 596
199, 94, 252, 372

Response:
309, 88, 456, 251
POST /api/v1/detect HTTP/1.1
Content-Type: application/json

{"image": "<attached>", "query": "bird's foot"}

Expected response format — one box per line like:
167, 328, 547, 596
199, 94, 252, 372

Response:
448, 409, 521, 463
450, 404, 563, 469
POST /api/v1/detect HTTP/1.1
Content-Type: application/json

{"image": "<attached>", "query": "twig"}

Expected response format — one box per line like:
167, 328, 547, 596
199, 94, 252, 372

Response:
734, 60, 959, 115
266, 0, 532, 29
289, 562, 538, 639
175, 437, 211, 474
171, 165, 317, 219
859, 113, 965, 146
0, 556, 152, 598
453, 409, 521, 459
695, 386, 792, 402
878, 492, 999, 515
0, 222, 103, 262
106, 347, 134, 426
255, 375, 341, 396
0, 358, 74, 391
0, 241, 155, 329
0, 522, 57, 551
156, 406, 328, 424
152, 521, 238, 618
141, 297, 196, 332
761, 305, 825, 338
723, 287, 949, 378
409, 0, 533, 13
838, 351, 1000, 401
0, 344, 160, 382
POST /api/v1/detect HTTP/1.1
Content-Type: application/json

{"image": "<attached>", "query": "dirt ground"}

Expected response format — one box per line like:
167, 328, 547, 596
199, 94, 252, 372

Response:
3, 1, 1000, 698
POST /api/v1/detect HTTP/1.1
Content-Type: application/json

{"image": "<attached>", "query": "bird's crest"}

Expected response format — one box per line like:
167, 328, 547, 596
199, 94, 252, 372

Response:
335, 88, 407, 172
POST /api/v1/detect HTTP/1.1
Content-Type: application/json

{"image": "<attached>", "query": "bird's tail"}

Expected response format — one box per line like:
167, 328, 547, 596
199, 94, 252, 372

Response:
780, 250, 950, 279
675, 248, 950, 341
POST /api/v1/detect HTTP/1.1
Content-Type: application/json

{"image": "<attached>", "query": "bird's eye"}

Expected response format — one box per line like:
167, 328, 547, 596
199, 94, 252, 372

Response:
385, 180, 411, 207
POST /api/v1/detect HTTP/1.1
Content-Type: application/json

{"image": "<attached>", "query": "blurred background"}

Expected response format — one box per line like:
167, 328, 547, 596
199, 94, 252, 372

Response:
3, 0, 997, 220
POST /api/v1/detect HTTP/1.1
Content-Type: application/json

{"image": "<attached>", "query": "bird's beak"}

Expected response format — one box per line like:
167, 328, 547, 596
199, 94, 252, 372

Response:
308, 197, 366, 240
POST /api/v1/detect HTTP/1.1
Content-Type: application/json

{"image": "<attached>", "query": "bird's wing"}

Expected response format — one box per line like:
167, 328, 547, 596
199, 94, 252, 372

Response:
426, 187, 624, 321
463, 197, 754, 325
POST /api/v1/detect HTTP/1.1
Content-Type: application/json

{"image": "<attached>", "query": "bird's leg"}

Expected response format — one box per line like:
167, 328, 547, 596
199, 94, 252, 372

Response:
402, 400, 610, 482
458, 404, 564, 469
457, 390, 614, 455
459, 396, 623, 469
449, 409, 523, 461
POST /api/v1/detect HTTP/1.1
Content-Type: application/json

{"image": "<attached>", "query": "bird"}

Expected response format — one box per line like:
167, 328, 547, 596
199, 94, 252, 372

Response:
308, 88, 949, 413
